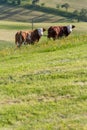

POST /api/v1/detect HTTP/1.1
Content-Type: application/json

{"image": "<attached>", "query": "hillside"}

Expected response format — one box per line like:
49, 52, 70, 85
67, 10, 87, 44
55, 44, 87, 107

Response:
0, 4, 66, 23
0, 21, 87, 42
0, 21, 87, 129
0, 0, 87, 23
39, 0, 87, 10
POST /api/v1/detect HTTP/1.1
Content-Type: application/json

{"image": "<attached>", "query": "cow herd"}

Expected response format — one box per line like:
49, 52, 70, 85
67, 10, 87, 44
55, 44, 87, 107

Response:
15, 24, 75, 47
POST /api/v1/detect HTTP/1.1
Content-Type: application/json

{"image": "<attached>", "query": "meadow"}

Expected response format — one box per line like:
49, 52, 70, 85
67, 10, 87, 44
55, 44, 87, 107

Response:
0, 0, 87, 23
38, 0, 87, 11
0, 21, 87, 130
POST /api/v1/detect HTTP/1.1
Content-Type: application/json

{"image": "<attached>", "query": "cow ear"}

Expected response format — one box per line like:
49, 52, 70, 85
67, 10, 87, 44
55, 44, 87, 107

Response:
72, 25, 75, 28
43, 28, 46, 32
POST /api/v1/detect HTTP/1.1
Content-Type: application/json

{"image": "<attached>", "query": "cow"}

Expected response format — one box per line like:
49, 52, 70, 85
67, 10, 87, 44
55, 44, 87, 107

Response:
47, 25, 75, 40
15, 28, 46, 47
15, 31, 29, 47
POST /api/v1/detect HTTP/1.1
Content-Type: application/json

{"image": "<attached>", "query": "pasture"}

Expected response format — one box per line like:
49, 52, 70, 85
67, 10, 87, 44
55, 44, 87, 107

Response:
0, 21, 87, 130
39, 0, 87, 11
0, 1, 87, 23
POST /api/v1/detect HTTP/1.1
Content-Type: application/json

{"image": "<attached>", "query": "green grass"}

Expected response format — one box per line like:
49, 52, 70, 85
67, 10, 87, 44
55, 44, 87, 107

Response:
0, 0, 87, 23
0, 22, 87, 130
38, 0, 87, 11
0, 21, 32, 30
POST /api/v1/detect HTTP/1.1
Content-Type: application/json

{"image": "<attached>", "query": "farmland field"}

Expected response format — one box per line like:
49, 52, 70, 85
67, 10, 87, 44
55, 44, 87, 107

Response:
39, 0, 87, 10
0, 21, 87, 130
0, 0, 87, 23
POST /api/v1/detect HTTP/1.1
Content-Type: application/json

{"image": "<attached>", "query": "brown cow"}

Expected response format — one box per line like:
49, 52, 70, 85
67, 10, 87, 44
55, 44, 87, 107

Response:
15, 28, 46, 47
15, 31, 29, 47
47, 25, 75, 40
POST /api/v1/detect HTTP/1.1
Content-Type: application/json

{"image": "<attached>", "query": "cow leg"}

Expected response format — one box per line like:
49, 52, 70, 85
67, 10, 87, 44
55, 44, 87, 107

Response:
15, 39, 20, 47
23, 40, 27, 45
53, 37, 56, 40
47, 35, 49, 38
16, 40, 22, 47
17, 42, 22, 47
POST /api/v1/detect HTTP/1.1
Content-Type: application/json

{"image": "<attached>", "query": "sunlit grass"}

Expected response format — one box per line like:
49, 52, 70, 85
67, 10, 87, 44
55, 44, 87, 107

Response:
0, 21, 87, 130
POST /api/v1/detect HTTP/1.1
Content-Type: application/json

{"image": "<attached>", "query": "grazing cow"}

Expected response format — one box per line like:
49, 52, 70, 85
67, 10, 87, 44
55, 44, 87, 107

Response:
15, 31, 29, 47
15, 28, 46, 47
47, 25, 75, 40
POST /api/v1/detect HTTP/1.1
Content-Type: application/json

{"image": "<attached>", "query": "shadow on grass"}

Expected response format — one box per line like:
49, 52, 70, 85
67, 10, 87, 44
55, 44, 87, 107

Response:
0, 4, 75, 23
24, 4, 75, 22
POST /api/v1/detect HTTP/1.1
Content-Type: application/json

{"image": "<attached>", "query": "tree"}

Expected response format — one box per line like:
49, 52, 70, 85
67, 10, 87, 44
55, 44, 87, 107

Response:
32, 0, 39, 5
0, 0, 8, 3
61, 3, 70, 12
17, 0, 21, 5
41, 3, 45, 7
11, 0, 21, 5
80, 8, 87, 21
73, 10, 80, 22
0, 0, 21, 5
56, 4, 60, 9
73, 8, 87, 22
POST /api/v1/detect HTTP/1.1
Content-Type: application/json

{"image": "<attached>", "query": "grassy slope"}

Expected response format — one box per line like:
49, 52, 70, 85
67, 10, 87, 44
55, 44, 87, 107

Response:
0, 0, 87, 23
0, 4, 61, 23
0, 22, 87, 130
39, 0, 87, 10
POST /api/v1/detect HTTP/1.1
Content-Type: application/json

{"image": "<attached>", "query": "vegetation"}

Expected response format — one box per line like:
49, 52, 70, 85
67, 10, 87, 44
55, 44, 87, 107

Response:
73, 9, 87, 22
32, 0, 39, 5
41, 2, 45, 7
56, 4, 60, 9
61, 3, 70, 12
79, 8, 87, 22
0, 0, 87, 22
0, 0, 21, 5
0, 21, 87, 130
39, 0, 87, 11
0, 0, 87, 128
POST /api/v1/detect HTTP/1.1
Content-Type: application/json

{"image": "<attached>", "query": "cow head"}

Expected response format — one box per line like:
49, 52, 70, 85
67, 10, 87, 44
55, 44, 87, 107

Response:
37, 28, 46, 36
67, 24, 75, 33
43, 28, 46, 32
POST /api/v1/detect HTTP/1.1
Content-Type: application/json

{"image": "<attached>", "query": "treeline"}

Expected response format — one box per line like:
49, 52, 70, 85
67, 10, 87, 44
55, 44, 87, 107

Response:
56, 3, 87, 22
0, 0, 38, 5
0, 0, 21, 5
73, 9, 87, 22
0, 0, 39, 5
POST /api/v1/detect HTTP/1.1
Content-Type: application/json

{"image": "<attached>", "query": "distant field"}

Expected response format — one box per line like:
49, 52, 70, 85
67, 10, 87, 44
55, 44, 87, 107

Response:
0, 0, 87, 23
0, 21, 87, 42
0, 4, 67, 23
22, 0, 87, 11
39, 0, 87, 10
0, 21, 87, 130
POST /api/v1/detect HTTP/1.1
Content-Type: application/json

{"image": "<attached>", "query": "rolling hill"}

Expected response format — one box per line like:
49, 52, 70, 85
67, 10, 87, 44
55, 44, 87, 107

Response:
0, 21, 87, 130
0, 0, 87, 129
0, 0, 87, 23
39, 0, 87, 10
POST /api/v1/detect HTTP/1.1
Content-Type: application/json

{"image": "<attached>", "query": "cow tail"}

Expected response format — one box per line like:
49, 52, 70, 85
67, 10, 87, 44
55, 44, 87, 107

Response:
20, 31, 22, 42
19, 31, 23, 46
15, 33, 18, 47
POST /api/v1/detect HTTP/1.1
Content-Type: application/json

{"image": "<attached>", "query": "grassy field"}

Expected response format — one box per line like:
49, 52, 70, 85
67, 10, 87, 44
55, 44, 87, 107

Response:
0, 21, 87, 130
21, 0, 87, 11
0, 4, 69, 23
38, 0, 87, 10
0, 0, 87, 23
